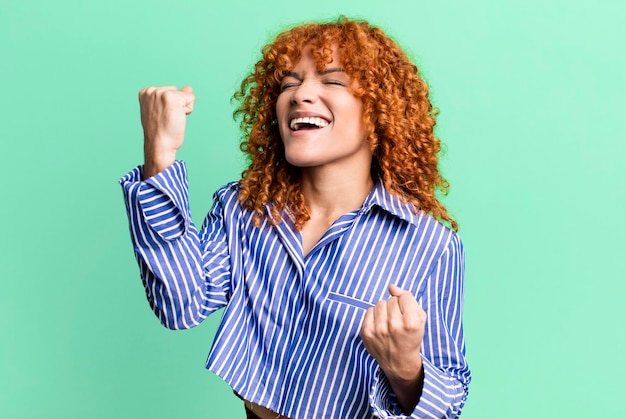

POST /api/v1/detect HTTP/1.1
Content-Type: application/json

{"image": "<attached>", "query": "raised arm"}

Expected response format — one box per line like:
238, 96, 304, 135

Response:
120, 86, 232, 330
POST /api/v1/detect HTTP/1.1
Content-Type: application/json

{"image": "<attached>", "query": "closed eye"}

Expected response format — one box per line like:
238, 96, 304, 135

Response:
280, 83, 299, 91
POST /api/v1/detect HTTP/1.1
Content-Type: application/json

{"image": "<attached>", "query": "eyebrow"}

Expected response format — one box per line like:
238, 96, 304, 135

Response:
283, 67, 345, 80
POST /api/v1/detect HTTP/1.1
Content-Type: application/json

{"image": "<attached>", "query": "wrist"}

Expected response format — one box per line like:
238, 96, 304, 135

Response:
143, 151, 176, 179
384, 354, 423, 384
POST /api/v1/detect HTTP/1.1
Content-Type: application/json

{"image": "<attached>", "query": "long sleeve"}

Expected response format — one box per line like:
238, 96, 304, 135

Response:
119, 161, 232, 330
369, 233, 471, 418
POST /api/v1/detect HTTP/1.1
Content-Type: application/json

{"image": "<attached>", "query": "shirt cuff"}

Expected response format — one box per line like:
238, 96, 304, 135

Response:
369, 358, 464, 418
369, 368, 404, 417
119, 161, 190, 240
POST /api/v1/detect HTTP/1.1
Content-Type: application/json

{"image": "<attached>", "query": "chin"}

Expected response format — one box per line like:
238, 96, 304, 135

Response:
285, 157, 315, 168
283, 146, 324, 168
284, 152, 325, 168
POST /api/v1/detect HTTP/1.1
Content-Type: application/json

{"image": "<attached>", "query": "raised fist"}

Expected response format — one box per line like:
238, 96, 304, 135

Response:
138, 86, 196, 178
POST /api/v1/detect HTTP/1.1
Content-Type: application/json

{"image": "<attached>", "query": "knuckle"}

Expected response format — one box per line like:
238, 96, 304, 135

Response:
139, 87, 151, 99
161, 90, 174, 101
404, 319, 419, 333
408, 317, 425, 333
360, 325, 374, 340
416, 309, 426, 322
360, 328, 371, 340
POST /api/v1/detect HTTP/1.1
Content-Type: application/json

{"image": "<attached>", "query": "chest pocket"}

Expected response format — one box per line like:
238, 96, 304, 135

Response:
326, 292, 374, 311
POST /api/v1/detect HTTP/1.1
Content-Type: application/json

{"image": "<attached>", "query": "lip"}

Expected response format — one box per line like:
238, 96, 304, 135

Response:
286, 111, 332, 135
288, 111, 331, 124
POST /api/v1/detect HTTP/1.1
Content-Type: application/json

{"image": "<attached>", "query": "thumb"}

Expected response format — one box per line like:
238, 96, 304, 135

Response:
388, 284, 406, 297
179, 86, 196, 114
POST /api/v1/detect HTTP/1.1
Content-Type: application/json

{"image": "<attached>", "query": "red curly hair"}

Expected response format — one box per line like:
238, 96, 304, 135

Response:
234, 17, 457, 231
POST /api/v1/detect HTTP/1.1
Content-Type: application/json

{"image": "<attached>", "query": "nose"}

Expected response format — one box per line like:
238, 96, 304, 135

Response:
290, 80, 318, 105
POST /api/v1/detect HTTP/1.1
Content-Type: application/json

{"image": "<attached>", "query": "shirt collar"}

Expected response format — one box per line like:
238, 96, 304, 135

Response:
360, 181, 425, 226
263, 181, 425, 226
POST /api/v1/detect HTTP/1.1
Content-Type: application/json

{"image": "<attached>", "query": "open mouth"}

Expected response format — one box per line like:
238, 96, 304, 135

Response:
289, 116, 330, 131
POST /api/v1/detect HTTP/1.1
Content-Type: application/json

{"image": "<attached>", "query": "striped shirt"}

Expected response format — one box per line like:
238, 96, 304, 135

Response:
119, 161, 471, 418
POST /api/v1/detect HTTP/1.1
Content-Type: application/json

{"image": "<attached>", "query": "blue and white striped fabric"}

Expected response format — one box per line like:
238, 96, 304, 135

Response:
120, 161, 471, 418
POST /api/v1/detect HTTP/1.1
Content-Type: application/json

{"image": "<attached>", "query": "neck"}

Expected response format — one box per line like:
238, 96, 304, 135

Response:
300, 165, 374, 218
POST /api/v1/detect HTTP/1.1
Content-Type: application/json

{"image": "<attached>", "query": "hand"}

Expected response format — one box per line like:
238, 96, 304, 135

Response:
360, 284, 426, 411
138, 86, 196, 178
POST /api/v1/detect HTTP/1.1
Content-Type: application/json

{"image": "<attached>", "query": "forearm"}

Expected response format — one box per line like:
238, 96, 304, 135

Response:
386, 358, 424, 414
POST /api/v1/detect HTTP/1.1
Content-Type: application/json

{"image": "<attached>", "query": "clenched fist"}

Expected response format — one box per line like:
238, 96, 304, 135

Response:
360, 284, 426, 413
138, 86, 196, 179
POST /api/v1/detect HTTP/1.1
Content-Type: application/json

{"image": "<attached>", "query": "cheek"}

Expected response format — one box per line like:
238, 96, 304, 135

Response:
276, 94, 289, 117
344, 101, 366, 135
275, 98, 288, 138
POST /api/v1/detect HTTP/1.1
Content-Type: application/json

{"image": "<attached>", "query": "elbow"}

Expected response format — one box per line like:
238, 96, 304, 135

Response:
152, 304, 205, 330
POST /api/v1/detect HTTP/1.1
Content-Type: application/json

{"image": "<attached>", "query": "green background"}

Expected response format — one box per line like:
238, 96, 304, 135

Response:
2, 0, 624, 417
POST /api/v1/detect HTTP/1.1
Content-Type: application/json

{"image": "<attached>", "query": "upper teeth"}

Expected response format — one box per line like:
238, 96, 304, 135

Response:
290, 117, 329, 130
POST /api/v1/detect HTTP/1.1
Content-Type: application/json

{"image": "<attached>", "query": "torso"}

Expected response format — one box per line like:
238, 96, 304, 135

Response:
204, 181, 456, 418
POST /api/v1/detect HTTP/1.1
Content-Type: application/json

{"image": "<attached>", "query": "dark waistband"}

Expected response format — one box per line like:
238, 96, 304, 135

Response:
245, 406, 262, 419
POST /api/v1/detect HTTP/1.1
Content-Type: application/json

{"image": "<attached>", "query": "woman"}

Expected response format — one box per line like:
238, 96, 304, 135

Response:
120, 17, 470, 418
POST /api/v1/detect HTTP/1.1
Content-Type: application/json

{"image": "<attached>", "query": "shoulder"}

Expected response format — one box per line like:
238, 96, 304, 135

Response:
383, 206, 463, 273
411, 211, 462, 257
210, 181, 259, 220
213, 181, 241, 200
205, 181, 243, 213
368, 183, 458, 246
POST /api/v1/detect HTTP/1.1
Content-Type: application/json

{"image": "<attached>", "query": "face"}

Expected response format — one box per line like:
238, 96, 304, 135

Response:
275, 47, 371, 171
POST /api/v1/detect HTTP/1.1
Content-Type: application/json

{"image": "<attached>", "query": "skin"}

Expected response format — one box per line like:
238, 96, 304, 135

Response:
138, 48, 426, 416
